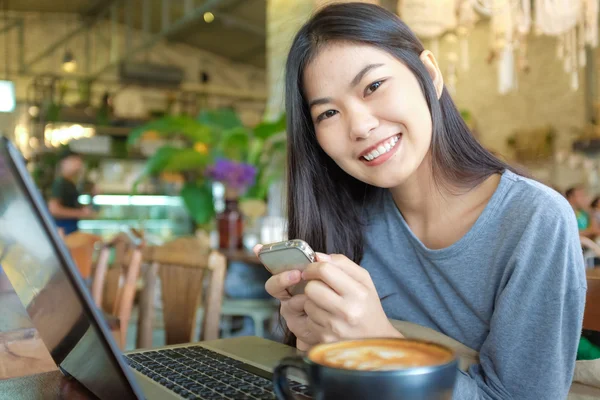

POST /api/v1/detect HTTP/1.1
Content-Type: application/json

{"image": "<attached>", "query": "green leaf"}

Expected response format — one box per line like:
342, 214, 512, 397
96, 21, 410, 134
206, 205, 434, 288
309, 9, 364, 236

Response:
219, 127, 250, 161
180, 181, 215, 225
253, 113, 286, 139
197, 108, 244, 134
271, 139, 287, 153
127, 116, 212, 146
131, 146, 179, 192
247, 138, 264, 166
163, 148, 212, 172
243, 169, 272, 201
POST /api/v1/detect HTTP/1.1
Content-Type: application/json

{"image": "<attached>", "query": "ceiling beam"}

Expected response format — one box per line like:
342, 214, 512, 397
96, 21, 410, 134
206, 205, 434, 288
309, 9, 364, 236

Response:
0, 18, 21, 35
89, 0, 240, 80
82, 0, 121, 18
20, 1, 123, 73
161, 0, 240, 38
20, 25, 92, 73
168, 12, 265, 39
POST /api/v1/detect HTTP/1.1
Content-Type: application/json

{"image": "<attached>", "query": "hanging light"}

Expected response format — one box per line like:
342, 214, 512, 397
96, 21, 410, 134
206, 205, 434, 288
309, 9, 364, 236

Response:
203, 12, 215, 23
62, 49, 77, 73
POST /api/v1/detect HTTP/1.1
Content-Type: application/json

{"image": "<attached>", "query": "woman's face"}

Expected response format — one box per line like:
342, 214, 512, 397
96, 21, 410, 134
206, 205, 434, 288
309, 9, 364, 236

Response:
303, 42, 441, 188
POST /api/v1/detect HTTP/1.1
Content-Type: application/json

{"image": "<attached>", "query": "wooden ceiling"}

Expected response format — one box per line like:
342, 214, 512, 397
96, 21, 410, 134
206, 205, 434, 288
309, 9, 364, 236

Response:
5, 0, 266, 68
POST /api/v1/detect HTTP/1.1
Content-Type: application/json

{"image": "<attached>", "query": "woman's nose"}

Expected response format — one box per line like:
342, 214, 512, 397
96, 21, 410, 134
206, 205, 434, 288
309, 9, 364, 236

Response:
348, 108, 379, 141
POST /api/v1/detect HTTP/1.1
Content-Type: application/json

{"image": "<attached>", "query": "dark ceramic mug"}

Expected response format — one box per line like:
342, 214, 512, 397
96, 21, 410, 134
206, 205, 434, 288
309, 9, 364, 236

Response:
273, 338, 458, 400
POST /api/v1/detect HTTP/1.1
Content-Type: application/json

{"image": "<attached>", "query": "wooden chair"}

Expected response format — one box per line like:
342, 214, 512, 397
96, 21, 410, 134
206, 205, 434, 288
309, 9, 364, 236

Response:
138, 237, 226, 347
63, 232, 102, 280
583, 269, 600, 332
91, 233, 143, 349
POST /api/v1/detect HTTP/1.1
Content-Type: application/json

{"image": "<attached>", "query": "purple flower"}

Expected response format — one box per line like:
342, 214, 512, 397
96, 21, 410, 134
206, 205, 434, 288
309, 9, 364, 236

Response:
205, 159, 257, 191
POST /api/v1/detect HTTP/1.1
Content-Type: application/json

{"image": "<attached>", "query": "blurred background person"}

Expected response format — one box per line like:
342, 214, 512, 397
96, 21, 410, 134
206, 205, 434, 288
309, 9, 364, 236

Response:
566, 186, 599, 239
48, 148, 94, 236
590, 196, 600, 226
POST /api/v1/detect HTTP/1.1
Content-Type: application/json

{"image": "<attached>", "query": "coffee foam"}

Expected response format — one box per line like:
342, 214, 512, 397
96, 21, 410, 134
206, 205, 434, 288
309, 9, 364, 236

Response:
309, 339, 453, 371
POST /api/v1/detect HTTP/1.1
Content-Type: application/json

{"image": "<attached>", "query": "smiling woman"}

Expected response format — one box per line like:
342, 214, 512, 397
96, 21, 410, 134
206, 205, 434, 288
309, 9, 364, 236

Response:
286, 3, 514, 262
256, 2, 588, 400
304, 44, 437, 187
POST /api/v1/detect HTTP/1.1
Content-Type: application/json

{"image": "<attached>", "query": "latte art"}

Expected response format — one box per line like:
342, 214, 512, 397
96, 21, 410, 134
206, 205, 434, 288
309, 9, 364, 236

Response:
309, 339, 453, 371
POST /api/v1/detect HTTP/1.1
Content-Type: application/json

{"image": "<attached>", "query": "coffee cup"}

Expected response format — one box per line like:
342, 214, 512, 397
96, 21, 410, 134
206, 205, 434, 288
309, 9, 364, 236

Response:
273, 338, 457, 400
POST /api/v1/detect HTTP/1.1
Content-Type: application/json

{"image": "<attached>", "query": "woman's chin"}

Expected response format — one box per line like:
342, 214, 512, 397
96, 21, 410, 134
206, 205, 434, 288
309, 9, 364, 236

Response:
363, 175, 408, 189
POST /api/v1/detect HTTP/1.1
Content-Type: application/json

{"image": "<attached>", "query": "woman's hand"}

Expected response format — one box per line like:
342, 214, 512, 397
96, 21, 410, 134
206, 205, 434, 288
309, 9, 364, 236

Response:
302, 253, 402, 343
254, 245, 320, 351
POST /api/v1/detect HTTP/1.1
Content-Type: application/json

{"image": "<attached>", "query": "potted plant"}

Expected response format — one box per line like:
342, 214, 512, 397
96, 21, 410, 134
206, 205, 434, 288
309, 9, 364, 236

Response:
127, 108, 286, 243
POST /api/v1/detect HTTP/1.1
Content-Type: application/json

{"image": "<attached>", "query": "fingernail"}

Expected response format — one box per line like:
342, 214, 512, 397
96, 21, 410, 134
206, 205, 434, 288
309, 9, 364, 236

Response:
316, 252, 331, 261
288, 270, 301, 282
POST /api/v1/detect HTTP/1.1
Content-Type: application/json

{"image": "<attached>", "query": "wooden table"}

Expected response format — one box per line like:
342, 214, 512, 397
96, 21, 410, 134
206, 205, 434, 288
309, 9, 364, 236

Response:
584, 267, 600, 331
0, 288, 96, 398
0, 371, 97, 399
587, 267, 600, 278
0, 292, 56, 379
1, 269, 598, 399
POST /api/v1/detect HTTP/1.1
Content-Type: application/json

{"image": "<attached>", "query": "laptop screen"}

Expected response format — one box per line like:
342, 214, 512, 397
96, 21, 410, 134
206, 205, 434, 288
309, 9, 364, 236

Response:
0, 138, 143, 399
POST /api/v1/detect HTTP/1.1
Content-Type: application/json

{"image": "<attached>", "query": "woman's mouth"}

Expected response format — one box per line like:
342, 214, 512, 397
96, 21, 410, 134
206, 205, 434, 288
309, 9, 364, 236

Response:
360, 134, 401, 166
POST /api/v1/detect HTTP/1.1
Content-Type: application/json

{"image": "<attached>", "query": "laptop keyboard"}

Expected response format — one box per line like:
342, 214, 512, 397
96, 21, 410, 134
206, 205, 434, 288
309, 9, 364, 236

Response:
125, 346, 312, 400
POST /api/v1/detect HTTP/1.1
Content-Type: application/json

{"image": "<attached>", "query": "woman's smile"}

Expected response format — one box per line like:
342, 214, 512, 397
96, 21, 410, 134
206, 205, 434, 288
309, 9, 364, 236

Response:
358, 133, 402, 167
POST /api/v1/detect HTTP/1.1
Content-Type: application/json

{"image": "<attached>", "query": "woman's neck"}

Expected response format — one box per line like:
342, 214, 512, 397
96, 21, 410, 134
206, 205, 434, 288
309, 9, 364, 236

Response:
389, 156, 501, 249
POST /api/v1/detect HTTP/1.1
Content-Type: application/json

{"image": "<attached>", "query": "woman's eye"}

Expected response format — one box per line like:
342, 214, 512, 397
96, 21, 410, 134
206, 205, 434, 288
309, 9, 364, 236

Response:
365, 80, 383, 96
317, 109, 338, 122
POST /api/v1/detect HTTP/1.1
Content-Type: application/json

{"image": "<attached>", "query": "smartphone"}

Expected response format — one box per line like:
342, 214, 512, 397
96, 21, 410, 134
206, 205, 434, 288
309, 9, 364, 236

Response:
258, 239, 316, 295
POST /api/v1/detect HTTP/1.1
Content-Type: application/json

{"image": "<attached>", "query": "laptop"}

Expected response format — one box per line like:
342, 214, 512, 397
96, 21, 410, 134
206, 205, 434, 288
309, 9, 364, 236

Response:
0, 137, 310, 400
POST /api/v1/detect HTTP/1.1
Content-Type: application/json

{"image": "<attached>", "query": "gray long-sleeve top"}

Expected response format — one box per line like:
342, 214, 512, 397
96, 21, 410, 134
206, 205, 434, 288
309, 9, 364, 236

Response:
361, 170, 587, 399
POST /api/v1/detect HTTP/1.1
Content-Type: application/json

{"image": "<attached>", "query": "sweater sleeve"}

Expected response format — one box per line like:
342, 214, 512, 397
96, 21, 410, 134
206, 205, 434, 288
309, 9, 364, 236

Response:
452, 201, 587, 399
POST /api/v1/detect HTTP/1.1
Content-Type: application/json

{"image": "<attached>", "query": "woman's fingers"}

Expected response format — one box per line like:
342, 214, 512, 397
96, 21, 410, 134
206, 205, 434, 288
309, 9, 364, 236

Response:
281, 295, 316, 343
327, 254, 374, 288
265, 270, 302, 300
302, 261, 364, 297
303, 280, 346, 316
306, 316, 335, 343
304, 299, 333, 328
285, 294, 308, 315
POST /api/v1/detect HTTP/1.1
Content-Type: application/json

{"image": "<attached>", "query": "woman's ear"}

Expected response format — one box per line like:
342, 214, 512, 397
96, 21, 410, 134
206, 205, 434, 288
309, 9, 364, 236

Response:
419, 50, 444, 99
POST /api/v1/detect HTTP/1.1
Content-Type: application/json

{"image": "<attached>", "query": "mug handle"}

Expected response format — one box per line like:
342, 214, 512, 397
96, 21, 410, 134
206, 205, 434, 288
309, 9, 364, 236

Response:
273, 356, 310, 400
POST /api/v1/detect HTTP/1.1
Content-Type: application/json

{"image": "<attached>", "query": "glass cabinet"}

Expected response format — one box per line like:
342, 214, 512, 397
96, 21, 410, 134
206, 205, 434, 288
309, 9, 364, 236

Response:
77, 194, 193, 242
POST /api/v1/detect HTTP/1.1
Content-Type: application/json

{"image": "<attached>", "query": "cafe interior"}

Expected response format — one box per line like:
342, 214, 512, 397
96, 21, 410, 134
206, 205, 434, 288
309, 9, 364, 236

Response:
0, 0, 599, 398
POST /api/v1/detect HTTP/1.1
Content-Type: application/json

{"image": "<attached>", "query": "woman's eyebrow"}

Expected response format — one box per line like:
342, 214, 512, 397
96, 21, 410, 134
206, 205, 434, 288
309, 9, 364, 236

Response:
349, 63, 384, 88
308, 63, 385, 109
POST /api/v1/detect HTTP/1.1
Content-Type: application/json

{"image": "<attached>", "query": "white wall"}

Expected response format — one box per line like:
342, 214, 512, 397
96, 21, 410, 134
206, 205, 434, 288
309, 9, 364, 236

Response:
434, 19, 588, 190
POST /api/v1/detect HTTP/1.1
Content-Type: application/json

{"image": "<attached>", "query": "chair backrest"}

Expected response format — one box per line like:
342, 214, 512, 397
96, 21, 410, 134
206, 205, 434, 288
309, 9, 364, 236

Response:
143, 236, 226, 345
583, 269, 600, 331
91, 232, 144, 348
64, 232, 102, 279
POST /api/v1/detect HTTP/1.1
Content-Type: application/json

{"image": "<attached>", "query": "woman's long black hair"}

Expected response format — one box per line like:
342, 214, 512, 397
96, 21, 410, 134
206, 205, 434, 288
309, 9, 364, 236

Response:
283, 2, 517, 346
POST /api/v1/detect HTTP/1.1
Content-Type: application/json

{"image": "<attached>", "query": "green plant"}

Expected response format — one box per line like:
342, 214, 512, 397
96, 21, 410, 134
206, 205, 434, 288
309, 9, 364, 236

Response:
127, 108, 286, 228
506, 125, 556, 163
31, 150, 61, 199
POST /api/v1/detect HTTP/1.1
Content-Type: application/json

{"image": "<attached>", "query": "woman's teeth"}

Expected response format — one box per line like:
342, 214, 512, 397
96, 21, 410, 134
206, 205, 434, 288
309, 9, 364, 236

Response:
362, 135, 399, 161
